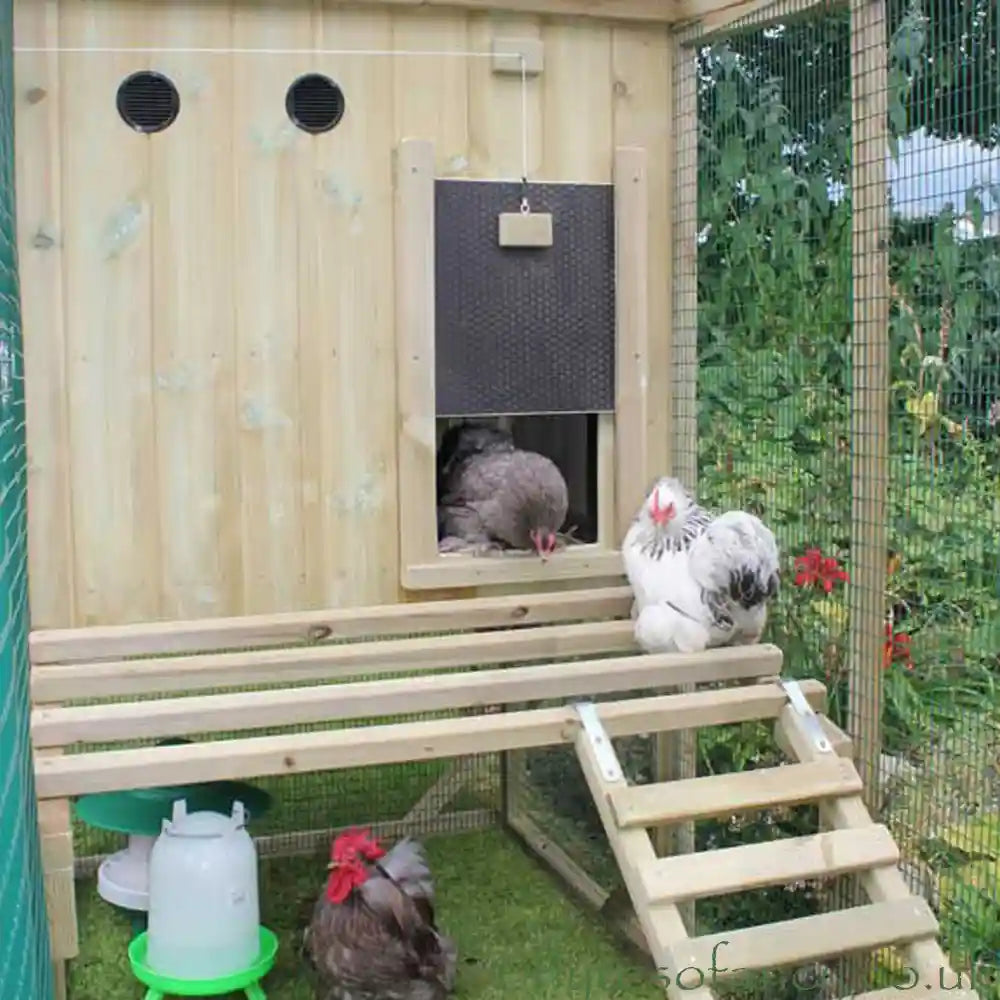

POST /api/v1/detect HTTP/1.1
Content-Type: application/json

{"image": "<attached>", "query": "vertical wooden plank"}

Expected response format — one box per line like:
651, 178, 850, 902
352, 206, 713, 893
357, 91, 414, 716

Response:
611, 27, 671, 888
612, 146, 648, 542
392, 9, 470, 591
51, 958, 67, 1000
13, 0, 74, 629
299, 4, 398, 607
395, 138, 438, 587
15, 9, 77, 978
231, 5, 313, 614
848, 0, 888, 809
611, 24, 671, 484
392, 9, 470, 177
540, 19, 613, 182
59, 0, 160, 626
148, 5, 240, 620
465, 12, 542, 179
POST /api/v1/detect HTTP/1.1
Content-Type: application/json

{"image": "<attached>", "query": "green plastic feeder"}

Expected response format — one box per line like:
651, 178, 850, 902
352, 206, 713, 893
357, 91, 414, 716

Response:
128, 925, 278, 999
74, 739, 273, 921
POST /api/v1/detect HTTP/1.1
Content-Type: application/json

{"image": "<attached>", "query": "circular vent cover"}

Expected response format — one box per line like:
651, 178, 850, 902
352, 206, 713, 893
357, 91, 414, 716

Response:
116, 71, 181, 133
285, 74, 345, 134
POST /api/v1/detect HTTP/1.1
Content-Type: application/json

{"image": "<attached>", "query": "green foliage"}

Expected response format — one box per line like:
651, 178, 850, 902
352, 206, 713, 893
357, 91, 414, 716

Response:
693, 5, 1000, 988
703, 0, 999, 149
695, 5, 1000, 743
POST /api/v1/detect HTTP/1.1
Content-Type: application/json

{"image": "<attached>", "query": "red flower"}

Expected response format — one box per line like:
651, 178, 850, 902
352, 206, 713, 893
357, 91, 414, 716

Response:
325, 828, 386, 904
794, 548, 850, 592
883, 622, 913, 670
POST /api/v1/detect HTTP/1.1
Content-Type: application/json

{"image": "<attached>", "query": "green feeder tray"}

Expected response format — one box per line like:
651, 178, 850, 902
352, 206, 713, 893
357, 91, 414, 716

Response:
74, 739, 273, 930
75, 779, 274, 839
128, 925, 278, 999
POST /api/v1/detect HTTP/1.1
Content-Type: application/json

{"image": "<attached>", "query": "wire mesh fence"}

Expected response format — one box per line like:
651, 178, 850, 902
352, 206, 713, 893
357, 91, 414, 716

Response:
689, 0, 997, 993
0, 0, 56, 996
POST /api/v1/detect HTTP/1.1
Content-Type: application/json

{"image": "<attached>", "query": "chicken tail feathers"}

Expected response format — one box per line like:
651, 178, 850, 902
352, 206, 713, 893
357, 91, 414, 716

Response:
377, 837, 436, 900
728, 564, 780, 609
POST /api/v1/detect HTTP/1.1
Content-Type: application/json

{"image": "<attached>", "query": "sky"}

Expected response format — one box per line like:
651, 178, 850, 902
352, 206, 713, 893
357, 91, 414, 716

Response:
889, 127, 1000, 223
820, 127, 1000, 239
698, 129, 1000, 246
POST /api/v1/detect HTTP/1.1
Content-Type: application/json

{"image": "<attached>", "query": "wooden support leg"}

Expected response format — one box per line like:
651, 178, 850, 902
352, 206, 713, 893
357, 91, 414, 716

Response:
37, 737, 79, 988
51, 958, 67, 1000
39, 795, 78, 970
402, 757, 474, 825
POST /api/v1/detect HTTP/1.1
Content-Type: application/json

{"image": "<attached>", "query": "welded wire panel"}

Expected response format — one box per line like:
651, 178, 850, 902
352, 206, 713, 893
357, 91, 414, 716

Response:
670, 1, 998, 997
877, 0, 1000, 993
69, 685, 505, 866
641, 1, 997, 998
434, 179, 616, 417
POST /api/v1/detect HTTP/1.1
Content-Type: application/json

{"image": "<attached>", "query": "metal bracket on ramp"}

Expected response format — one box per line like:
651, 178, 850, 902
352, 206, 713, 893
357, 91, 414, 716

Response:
573, 701, 623, 783
780, 678, 833, 754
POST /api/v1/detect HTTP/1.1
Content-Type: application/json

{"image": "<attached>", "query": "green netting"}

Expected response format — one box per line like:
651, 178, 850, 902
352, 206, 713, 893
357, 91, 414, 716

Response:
0, 0, 56, 995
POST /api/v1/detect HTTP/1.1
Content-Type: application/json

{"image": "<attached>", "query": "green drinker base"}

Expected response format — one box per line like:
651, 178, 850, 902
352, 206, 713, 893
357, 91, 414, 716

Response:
127, 926, 278, 999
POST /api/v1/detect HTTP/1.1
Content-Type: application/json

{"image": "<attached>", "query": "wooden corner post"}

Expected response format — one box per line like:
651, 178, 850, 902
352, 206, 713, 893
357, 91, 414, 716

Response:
613, 145, 650, 542
656, 33, 702, 934
394, 138, 439, 590
847, 0, 889, 812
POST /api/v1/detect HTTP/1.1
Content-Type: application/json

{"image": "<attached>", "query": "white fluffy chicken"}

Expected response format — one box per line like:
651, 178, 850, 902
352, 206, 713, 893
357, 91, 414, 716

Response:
622, 476, 780, 653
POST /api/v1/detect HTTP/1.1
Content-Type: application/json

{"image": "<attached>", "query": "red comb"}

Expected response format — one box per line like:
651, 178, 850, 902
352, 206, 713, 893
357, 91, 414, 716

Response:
332, 827, 386, 863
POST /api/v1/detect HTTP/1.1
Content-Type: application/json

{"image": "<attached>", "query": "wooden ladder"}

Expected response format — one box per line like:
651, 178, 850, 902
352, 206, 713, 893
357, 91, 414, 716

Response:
571, 685, 979, 1000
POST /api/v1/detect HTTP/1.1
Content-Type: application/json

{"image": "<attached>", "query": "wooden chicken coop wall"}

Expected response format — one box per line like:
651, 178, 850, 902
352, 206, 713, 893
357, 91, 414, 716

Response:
13, 0, 678, 630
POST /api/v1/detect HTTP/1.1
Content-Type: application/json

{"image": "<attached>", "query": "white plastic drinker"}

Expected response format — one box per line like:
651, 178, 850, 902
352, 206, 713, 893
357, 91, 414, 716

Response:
146, 798, 261, 981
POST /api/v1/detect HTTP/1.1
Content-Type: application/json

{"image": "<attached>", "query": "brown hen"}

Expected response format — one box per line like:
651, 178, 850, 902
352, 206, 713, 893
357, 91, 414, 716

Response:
303, 830, 457, 1000
436, 421, 568, 558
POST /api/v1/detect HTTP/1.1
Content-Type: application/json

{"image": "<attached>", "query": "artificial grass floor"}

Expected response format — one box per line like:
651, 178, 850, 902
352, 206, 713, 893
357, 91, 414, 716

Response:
68, 827, 665, 1000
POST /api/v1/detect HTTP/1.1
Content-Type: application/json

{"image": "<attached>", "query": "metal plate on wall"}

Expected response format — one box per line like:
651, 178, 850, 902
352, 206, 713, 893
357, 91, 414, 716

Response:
434, 179, 615, 417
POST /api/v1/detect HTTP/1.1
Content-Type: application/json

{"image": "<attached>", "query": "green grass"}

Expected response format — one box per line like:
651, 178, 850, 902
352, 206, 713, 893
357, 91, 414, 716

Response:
68, 828, 665, 1000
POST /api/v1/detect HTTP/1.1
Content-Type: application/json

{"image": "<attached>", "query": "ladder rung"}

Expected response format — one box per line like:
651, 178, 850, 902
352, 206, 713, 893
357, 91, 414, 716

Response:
609, 758, 862, 829
640, 824, 899, 904
668, 899, 938, 978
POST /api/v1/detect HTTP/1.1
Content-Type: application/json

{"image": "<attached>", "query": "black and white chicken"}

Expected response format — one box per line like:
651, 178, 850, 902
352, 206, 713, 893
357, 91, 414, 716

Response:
622, 476, 780, 653
435, 421, 568, 560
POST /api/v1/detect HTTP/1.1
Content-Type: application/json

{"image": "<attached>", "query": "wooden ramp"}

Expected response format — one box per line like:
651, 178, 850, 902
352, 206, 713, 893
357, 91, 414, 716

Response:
571, 683, 979, 1000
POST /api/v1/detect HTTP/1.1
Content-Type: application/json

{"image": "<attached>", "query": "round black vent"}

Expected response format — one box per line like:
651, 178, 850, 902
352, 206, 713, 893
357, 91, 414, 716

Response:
116, 71, 180, 133
285, 74, 345, 134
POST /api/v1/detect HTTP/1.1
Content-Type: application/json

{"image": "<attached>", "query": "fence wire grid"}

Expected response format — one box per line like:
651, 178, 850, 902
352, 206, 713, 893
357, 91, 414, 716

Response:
684, 0, 998, 994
